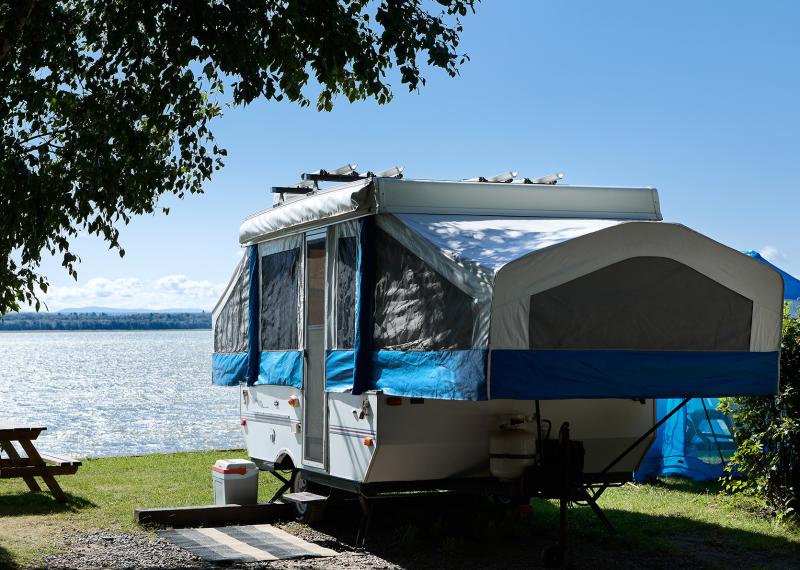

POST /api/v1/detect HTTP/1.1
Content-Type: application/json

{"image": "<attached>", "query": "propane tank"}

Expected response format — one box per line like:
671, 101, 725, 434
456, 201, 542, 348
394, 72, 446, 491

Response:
489, 416, 537, 480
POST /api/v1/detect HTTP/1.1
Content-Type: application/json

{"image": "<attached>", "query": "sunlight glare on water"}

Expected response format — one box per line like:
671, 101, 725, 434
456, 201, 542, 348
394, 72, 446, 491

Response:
0, 330, 241, 458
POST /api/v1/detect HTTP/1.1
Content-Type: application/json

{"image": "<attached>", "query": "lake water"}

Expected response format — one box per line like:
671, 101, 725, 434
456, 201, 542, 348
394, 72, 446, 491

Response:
0, 330, 242, 458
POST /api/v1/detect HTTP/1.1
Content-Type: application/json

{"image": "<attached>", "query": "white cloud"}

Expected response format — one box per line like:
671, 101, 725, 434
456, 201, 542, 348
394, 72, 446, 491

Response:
759, 245, 788, 265
39, 275, 224, 311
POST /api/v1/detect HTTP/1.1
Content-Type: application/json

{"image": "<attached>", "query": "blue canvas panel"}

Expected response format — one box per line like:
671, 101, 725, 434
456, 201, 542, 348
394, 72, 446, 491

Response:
246, 244, 261, 385
373, 350, 487, 401
325, 350, 355, 392
490, 350, 779, 400
212, 352, 249, 386
254, 351, 303, 388
353, 217, 375, 395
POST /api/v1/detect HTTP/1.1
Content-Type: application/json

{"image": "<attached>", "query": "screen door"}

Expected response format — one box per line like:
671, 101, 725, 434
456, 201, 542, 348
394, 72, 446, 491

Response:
303, 234, 327, 466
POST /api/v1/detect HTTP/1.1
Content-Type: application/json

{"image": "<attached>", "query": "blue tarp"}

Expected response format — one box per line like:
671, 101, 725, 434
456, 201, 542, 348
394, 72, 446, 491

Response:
373, 350, 487, 400
636, 251, 800, 481
211, 352, 249, 386
744, 250, 800, 301
635, 398, 736, 481
325, 350, 356, 392
254, 351, 303, 388
325, 349, 488, 401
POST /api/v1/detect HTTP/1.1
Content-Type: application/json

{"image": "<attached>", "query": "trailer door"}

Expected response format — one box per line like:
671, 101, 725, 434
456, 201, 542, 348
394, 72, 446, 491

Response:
303, 232, 327, 468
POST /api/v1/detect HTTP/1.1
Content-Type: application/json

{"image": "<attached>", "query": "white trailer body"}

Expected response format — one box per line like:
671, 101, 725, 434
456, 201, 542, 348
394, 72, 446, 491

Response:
212, 175, 782, 499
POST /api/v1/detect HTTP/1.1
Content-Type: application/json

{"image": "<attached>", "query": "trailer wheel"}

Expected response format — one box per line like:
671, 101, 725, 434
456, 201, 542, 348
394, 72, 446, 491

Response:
291, 470, 327, 524
542, 543, 564, 568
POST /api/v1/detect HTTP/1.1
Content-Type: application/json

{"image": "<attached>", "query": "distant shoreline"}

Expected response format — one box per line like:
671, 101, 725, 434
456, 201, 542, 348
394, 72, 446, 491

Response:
0, 311, 211, 332
0, 328, 211, 333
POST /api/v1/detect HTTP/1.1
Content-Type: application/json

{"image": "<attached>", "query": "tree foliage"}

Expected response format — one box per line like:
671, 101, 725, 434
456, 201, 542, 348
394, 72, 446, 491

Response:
719, 305, 800, 520
0, 0, 475, 314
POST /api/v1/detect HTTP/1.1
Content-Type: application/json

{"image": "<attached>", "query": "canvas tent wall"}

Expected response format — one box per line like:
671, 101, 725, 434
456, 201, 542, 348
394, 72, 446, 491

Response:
635, 253, 800, 481
211, 250, 252, 386
214, 177, 783, 405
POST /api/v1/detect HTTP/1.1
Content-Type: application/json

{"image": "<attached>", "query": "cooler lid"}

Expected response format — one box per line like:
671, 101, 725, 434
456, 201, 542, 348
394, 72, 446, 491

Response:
213, 458, 256, 475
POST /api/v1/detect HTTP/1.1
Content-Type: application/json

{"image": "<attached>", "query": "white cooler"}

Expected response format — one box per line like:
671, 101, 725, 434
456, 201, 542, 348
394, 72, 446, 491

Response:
212, 459, 258, 505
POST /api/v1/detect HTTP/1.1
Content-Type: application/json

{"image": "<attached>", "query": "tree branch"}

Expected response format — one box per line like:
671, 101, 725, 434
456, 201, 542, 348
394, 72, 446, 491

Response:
18, 128, 69, 145
0, 0, 36, 63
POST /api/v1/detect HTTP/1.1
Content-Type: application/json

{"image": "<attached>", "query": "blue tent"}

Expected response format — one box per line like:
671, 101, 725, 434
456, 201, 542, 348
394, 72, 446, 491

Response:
635, 251, 800, 481
742, 250, 800, 302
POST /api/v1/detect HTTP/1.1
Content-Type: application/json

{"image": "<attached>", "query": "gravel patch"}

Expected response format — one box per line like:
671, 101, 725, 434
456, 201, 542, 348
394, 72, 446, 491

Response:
38, 524, 393, 570
42, 531, 205, 569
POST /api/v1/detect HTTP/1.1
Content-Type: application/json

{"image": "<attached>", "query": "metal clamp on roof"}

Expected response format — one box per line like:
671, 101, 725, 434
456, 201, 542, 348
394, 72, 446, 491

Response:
464, 171, 564, 184
271, 179, 316, 195
303, 163, 364, 183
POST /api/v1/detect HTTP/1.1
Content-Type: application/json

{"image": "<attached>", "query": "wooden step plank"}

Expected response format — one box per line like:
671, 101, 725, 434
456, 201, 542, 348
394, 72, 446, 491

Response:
281, 491, 328, 504
135, 502, 292, 528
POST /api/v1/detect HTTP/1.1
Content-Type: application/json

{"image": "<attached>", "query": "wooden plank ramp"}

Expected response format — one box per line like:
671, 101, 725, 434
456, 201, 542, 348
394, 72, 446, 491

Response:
158, 525, 337, 562
135, 502, 292, 528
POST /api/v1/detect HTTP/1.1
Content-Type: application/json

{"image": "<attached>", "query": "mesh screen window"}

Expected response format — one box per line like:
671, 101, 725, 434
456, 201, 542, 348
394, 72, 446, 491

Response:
214, 264, 248, 353
335, 236, 357, 348
373, 229, 474, 350
260, 248, 300, 350
529, 256, 753, 351
306, 239, 325, 327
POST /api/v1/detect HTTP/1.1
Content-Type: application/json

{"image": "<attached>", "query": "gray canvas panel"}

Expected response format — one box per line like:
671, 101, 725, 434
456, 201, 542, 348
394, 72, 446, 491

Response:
529, 256, 753, 351
335, 236, 358, 349
214, 256, 249, 353
374, 228, 475, 350
261, 248, 301, 350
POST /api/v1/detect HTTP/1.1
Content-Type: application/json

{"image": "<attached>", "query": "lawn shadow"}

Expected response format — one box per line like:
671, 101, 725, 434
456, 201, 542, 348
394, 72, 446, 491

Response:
311, 492, 799, 569
0, 490, 95, 516
648, 476, 724, 494
0, 543, 19, 570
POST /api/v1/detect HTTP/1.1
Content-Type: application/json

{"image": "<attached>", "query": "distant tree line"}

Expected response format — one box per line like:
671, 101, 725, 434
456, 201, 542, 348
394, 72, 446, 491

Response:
0, 312, 211, 331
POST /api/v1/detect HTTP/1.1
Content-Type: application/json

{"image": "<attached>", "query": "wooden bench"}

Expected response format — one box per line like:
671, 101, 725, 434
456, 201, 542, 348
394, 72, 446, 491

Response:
0, 423, 81, 502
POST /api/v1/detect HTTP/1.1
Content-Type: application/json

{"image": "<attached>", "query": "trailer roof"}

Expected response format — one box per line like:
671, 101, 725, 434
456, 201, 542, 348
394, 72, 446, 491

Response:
239, 177, 661, 245
394, 214, 623, 273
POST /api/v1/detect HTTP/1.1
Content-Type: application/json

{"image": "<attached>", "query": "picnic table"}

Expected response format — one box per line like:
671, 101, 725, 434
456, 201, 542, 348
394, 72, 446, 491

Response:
0, 422, 81, 502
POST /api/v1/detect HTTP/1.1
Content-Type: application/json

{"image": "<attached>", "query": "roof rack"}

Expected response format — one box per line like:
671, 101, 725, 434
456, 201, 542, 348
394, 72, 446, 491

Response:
271, 164, 403, 196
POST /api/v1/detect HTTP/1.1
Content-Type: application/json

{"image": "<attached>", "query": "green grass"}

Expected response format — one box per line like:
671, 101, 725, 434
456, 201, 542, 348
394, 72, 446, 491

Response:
1, 451, 798, 568
531, 479, 799, 555
0, 450, 281, 568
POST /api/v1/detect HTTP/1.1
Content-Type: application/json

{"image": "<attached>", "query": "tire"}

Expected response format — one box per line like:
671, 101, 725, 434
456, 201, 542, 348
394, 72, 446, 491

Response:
542, 544, 564, 568
291, 469, 327, 524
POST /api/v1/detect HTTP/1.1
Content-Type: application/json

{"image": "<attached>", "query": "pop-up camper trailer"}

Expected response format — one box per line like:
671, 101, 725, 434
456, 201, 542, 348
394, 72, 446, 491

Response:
212, 168, 782, 549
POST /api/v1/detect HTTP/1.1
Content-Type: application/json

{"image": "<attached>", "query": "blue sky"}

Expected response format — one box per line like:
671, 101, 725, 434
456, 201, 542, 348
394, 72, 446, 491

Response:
38, 1, 800, 310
